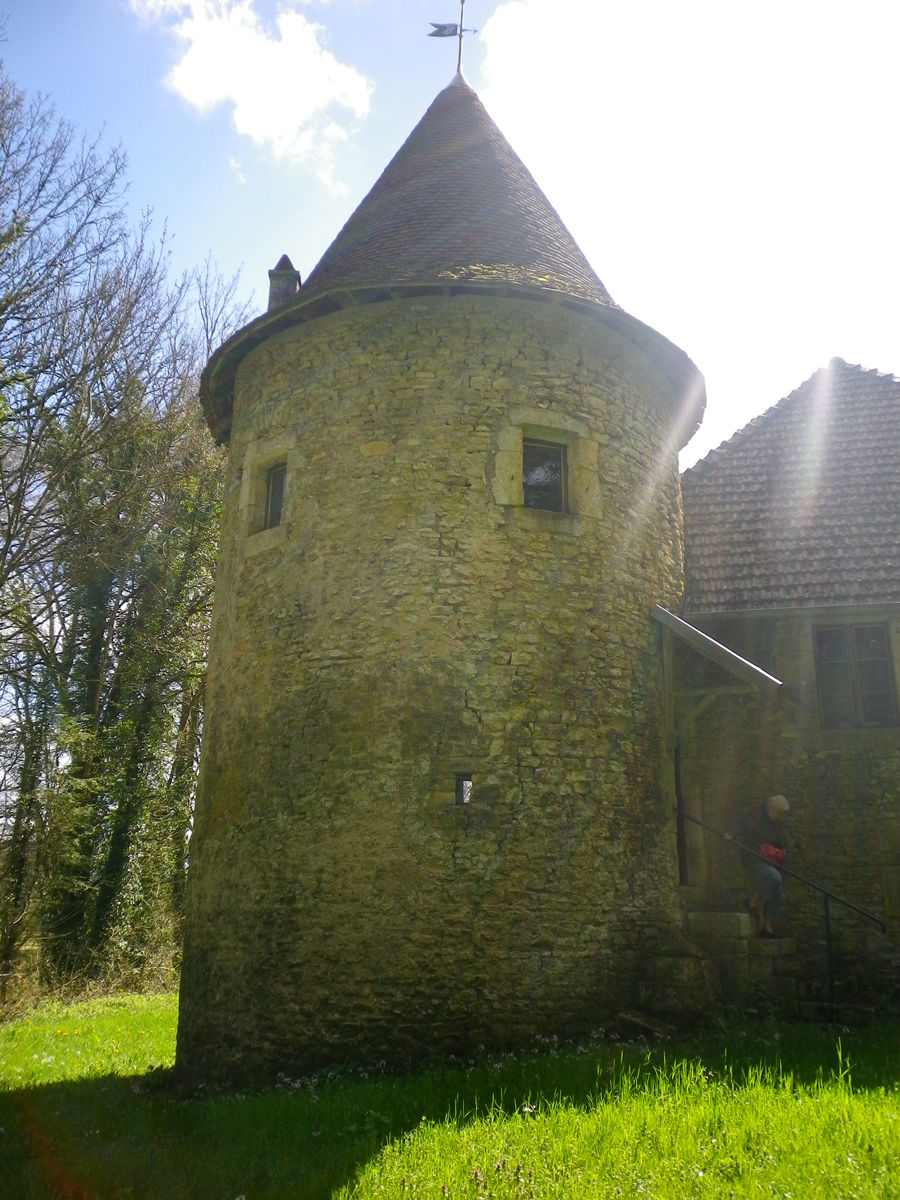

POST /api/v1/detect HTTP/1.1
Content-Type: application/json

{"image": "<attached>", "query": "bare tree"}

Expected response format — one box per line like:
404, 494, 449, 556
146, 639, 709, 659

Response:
0, 67, 189, 600
0, 63, 252, 994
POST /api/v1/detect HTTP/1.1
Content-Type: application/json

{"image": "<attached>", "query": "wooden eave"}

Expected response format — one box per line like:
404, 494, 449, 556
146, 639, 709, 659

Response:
652, 605, 782, 690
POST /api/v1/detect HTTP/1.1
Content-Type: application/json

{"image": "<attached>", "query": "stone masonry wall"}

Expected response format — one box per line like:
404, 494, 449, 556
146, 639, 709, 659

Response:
177, 294, 689, 1082
676, 608, 900, 1008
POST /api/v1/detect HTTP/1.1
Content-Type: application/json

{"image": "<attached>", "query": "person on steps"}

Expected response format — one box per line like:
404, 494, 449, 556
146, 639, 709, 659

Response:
724, 794, 789, 938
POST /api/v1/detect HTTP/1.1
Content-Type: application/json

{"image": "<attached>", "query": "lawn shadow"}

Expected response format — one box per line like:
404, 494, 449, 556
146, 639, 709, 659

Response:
1, 1067, 392, 1200
0, 1016, 894, 1199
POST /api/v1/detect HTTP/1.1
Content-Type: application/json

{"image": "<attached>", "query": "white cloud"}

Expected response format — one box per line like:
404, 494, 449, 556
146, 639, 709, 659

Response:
479, 0, 900, 462
130, 0, 371, 186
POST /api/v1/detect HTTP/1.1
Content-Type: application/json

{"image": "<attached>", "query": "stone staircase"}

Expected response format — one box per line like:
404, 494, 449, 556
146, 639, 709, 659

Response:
684, 909, 892, 1023
686, 910, 800, 1014
634, 906, 887, 1024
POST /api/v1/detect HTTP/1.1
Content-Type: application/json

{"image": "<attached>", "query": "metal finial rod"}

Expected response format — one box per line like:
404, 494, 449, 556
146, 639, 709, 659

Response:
458, 0, 466, 73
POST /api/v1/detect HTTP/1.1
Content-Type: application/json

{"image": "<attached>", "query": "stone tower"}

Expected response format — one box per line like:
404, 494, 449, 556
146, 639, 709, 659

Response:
177, 75, 706, 1083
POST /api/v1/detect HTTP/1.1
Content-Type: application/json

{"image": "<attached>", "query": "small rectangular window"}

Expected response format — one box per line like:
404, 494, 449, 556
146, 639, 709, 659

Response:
455, 773, 472, 805
523, 438, 567, 512
264, 462, 287, 529
814, 623, 898, 728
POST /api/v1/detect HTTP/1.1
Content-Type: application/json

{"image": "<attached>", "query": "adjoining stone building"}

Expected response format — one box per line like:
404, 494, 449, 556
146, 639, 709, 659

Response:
176, 74, 708, 1084
677, 358, 900, 1010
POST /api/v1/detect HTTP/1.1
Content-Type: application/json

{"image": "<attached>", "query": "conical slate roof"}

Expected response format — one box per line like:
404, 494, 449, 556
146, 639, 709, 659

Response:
200, 76, 706, 445
304, 74, 615, 304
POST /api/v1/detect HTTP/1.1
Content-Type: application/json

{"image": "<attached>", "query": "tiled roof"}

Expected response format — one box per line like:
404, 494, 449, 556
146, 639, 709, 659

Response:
681, 359, 900, 612
303, 74, 615, 304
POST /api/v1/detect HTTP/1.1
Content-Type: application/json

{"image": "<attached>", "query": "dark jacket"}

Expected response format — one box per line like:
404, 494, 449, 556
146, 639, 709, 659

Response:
728, 807, 785, 869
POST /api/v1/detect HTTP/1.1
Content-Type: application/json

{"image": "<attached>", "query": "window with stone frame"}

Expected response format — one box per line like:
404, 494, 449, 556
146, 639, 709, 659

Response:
814, 623, 898, 728
263, 461, 287, 530
523, 437, 567, 512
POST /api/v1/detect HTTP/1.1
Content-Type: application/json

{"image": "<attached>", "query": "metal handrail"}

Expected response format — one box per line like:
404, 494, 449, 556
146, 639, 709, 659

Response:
677, 808, 886, 1011
678, 809, 886, 932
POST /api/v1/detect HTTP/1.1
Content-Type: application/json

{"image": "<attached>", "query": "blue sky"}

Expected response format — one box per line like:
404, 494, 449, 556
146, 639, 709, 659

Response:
3, 0, 899, 464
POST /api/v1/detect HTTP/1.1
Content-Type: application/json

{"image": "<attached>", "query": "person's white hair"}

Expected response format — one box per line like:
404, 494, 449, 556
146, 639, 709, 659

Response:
767, 794, 789, 814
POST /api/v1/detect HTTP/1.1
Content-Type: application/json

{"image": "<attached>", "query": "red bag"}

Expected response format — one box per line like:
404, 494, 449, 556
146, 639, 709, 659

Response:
760, 843, 785, 866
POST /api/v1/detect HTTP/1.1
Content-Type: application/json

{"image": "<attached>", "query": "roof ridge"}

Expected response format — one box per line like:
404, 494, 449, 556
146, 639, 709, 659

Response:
681, 362, 899, 612
683, 359, 900, 476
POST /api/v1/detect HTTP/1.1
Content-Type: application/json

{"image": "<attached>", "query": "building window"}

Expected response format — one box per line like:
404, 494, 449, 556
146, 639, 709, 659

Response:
523, 438, 567, 512
455, 773, 472, 805
814, 624, 898, 728
263, 462, 287, 529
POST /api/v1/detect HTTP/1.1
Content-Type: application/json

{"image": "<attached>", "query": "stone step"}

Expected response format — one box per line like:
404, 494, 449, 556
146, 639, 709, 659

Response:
748, 935, 796, 956
688, 911, 796, 951
687, 911, 754, 940
685, 911, 799, 1004
684, 910, 878, 1015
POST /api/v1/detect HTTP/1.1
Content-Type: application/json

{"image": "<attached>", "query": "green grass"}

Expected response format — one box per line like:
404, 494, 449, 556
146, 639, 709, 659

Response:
340, 1061, 898, 1198
0, 996, 897, 1199
0, 993, 178, 1086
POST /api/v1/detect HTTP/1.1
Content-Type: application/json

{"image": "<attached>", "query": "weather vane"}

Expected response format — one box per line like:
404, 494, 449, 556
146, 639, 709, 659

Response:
428, 0, 478, 74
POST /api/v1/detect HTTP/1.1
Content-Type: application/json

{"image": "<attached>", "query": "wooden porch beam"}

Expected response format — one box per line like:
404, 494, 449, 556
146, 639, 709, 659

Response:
652, 605, 782, 690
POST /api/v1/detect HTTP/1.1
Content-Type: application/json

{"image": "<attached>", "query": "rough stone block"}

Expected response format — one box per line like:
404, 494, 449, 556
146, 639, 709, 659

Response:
688, 911, 754, 940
